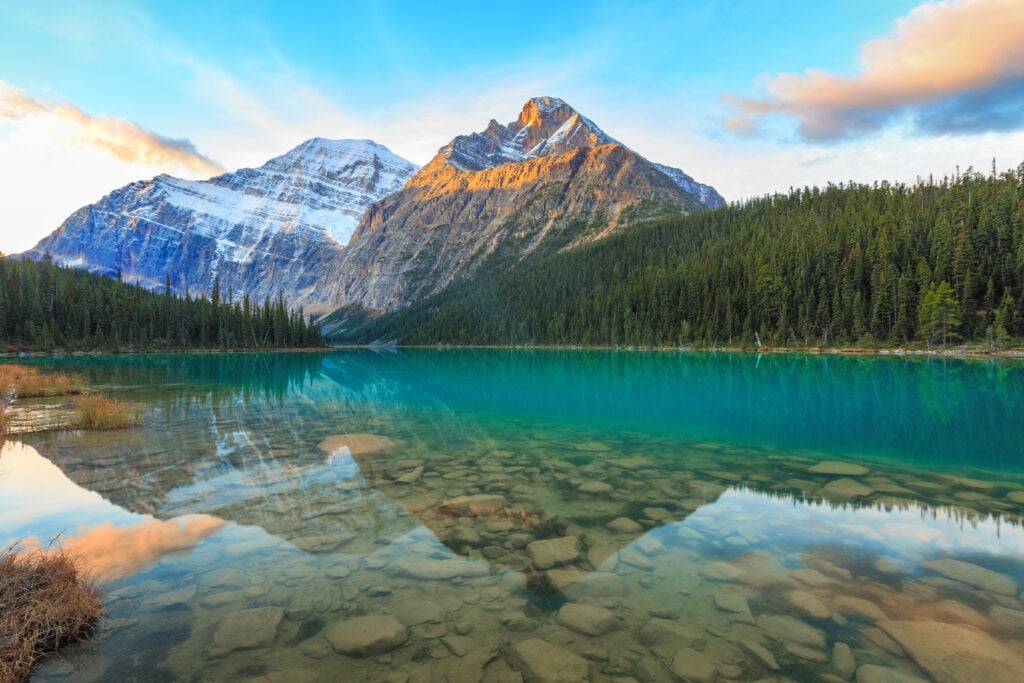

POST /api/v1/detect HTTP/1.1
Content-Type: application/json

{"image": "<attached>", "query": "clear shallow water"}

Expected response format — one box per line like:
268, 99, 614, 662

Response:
2, 350, 1024, 682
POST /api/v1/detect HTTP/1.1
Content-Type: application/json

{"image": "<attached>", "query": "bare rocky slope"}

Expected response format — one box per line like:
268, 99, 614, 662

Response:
323, 97, 723, 312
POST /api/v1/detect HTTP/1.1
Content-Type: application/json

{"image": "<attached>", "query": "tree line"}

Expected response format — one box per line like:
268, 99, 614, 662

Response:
0, 256, 324, 352
336, 163, 1024, 348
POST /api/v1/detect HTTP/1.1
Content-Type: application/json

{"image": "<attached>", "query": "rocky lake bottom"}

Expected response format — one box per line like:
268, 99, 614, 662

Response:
2, 350, 1024, 682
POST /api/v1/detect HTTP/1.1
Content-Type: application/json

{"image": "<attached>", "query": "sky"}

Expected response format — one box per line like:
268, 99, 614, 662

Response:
2, 0, 1024, 254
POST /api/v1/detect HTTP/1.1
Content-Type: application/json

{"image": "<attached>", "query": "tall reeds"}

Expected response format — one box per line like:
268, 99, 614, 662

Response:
73, 395, 142, 430
0, 365, 141, 434
0, 366, 83, 398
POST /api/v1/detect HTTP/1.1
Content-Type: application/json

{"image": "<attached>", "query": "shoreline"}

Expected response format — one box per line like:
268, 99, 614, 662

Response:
6, 343, 1024, 360
332, 342, 1024, 359
0, 346, 332, 358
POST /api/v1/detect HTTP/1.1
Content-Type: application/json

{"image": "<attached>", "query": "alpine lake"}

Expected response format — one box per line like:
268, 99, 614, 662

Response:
3, 349, 1024, 683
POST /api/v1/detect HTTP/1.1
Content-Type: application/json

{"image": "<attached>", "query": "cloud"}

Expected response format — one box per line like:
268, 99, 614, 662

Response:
0, 81, 224, 176
57, 514, 226, 580
723, 0, 1024, 141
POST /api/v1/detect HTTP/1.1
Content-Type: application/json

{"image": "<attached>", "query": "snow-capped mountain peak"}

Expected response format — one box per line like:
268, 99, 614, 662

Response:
22, 138, 419, 305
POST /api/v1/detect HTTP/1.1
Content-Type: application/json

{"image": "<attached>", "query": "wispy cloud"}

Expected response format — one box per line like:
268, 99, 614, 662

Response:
0, 81, 224, 176
723, 0, 1024, 141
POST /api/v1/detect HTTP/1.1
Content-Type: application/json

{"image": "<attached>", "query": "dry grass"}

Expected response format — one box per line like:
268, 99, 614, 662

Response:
73, 395, 142, 430
0, 365, 84, 399
0, 545, 102, 682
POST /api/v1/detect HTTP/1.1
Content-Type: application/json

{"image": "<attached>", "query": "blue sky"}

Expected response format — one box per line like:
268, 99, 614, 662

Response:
2, 0, 1023, 253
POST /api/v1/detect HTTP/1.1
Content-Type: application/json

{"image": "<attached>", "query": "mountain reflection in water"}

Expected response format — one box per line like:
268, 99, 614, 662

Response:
2, 350, 1023, 682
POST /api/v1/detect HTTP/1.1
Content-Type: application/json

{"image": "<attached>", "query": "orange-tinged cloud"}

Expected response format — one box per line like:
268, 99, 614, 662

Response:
0, 81, 224, 176
724, 0, 1024, 140
56, 514, 226, 580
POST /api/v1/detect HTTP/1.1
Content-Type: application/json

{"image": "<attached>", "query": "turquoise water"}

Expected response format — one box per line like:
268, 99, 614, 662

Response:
2, 350, 1024, 682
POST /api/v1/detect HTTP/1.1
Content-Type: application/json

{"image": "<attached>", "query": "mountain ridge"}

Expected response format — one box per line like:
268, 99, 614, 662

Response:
22, 97, 724, 317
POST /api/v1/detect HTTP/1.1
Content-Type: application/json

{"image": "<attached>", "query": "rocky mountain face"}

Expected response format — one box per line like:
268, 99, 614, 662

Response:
324, 97, 724, 312
22, 138, 418, 306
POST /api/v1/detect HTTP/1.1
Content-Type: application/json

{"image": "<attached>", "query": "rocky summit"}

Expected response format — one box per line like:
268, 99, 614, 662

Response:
21, 138, 418, 307
326, 97, 723, 312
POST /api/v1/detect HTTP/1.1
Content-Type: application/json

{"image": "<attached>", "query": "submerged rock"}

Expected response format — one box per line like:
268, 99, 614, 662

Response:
391, 558, 489, 580
919, 558, 1017, 596
830, 596, 886, 622
670, 648, 717, 683
446, 525, 482, 546
149, 584, 197, 610
442, 634, 476, 657
439, 494, 508, 516
606, 517, 643, 534
578, 481, 613, 494
714, 590, 755, 624
879, 619, 1024, 683
317, 433, 397, 456
990, 605, 1024, 632
700, 561, 743, 583
395, 466, 424, 484
791, 568, 834, 587
506, 638, 589, 683
555, 603, 620, 637
757, 614, 827, 650
393, 601, 445, 626
291, 532, 356, 553
739, 639, 779, 671
325, 615, 408, 657
208, 606, 284, 658
527, 536, 580, 569
564, 571, 628, 599
637, 617, 705, 649
855, 664, 929, 683
809, 461, 870, 476
832, 642, 856, 680
786, 589, 832, 620
821, 478, 875, 499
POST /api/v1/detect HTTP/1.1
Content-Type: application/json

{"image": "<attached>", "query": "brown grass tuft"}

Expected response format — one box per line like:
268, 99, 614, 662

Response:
73, 395, 142, 430
0, 365, 84, 399
0, 545, 103, 682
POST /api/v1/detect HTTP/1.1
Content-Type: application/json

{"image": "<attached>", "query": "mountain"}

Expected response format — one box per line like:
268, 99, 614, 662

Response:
22, 138, 418, 306
324, 97, 724, 312
334, 167, 1024, 348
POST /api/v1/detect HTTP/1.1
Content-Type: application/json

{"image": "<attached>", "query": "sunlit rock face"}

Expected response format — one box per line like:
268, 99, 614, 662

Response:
21, 139, 418, 307
323, 97, 724, 312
